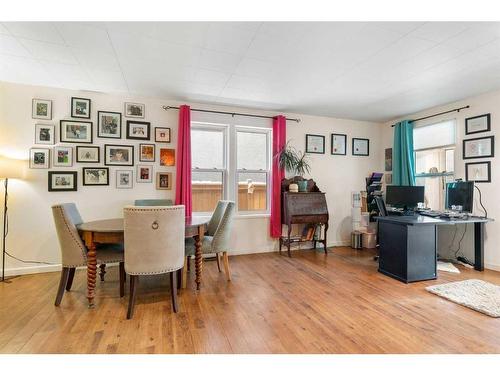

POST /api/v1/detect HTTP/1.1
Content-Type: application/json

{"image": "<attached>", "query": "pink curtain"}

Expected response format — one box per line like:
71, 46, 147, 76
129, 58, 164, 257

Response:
175, 105, 192, 217
270, 115, 286, 238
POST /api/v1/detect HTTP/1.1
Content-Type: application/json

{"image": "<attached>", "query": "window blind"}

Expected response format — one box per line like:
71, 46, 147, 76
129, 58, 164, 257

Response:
413, 120, 456, 151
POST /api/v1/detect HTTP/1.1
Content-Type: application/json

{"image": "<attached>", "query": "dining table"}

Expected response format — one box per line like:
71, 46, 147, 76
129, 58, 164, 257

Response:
77, 216, 209, 308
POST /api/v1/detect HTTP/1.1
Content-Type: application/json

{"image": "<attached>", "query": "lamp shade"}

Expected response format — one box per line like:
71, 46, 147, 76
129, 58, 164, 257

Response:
0, 156, 26, 180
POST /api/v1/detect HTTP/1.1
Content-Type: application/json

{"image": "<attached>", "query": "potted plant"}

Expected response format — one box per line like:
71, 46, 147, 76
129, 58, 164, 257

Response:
277, 142, 311, 192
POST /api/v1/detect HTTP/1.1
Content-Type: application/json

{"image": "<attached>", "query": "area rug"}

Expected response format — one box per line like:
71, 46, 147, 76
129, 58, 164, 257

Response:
426, 279, 500, 317
437, 261, 460, 274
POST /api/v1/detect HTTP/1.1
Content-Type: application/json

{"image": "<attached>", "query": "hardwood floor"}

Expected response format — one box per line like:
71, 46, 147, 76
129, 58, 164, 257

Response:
1, 247, 500, 354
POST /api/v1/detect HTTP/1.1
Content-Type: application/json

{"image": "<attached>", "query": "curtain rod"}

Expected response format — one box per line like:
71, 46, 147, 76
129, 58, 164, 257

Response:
162, 105, 301, 123
391, 105, 470, 127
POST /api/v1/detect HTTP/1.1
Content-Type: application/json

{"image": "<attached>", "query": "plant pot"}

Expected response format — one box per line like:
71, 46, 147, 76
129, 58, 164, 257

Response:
297, 180, 308, 192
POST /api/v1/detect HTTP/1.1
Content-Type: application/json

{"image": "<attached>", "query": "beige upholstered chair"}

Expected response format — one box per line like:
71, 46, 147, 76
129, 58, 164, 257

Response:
52, 203, 125, 306
124, 205, 185, 319
185, 201, 235, 283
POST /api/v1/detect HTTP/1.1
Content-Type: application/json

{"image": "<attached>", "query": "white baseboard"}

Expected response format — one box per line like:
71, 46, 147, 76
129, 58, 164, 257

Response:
2, 263, 61, 277
485, 263, 500, 272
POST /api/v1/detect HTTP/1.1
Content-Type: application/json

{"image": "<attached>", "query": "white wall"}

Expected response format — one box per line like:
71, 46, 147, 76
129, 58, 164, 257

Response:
0, 81, 382, 276
380, 89, 500, 271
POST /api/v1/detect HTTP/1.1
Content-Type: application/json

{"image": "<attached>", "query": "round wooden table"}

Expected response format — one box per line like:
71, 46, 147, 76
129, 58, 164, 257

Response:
77, 217, 208, 308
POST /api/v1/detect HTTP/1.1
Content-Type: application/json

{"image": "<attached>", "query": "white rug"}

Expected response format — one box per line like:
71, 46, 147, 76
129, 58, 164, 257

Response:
437, 261, 460, 274
426, 279, 500, 318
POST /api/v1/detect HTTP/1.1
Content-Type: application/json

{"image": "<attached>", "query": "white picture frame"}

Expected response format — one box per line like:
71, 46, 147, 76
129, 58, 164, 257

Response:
53, 146, 73, 167
124, 102, 145, 118
137, 164, 153, 183
116, 170, 133, 189
35, 124, 55, 145
32, 99, 52, 120
30, 148, 50, 169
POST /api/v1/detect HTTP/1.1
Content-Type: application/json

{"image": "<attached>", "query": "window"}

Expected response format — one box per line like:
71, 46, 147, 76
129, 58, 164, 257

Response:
191, 123, 271, 215
414, 120, 456, 210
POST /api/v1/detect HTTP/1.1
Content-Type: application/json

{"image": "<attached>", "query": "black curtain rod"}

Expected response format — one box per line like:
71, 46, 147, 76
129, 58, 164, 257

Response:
162, 105, 301, 123
391, 105, 470, 127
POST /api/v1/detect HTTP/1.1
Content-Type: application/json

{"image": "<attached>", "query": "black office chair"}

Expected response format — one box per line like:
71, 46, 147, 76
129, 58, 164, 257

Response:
373, 196, 387, 261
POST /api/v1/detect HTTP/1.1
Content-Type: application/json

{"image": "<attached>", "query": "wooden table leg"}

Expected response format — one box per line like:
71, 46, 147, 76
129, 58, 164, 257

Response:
84, 232, 98, 308
194, 225, 204, 290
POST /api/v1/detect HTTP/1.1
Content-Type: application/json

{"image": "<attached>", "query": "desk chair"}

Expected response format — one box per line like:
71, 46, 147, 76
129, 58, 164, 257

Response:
134, 199, 173, 206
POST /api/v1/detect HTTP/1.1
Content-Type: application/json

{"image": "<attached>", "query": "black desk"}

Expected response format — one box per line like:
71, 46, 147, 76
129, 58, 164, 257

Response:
375, 215, 493, 283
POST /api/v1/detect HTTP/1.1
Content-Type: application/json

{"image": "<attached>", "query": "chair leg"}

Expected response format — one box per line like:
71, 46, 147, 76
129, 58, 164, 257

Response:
55, 267, 70, 306
216, 253, 222, 272
65, 268, 76, 291
99, 264, 106, 281
170, 271, 179, 313
127, 275, 138, 319
182, 257, 188, 289
223, 252, 231, 282
119, 262, 125, 298
187, 256, 191, 271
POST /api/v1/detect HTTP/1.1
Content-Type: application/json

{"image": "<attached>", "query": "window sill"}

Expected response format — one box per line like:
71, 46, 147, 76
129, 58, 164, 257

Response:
193, 213, 270, 220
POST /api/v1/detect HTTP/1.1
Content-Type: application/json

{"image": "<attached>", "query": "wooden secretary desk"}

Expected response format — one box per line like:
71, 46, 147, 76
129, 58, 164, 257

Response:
280, 178, 329, 257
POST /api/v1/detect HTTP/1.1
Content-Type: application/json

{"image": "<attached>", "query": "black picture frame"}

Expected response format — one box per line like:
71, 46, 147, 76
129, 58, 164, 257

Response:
48, 171, 78, 192
97, 111, 122, 139
71, 97, 91, 119
139, 143, 156, 162
60, 120, 93, 144
331, 133, 347, 155
155, 127, 171, 143
76, 146, 100, 163
82, 167, 110, 186
305, 134, 325, 154
104, 144, 135, 166
465, 113, 491, 135
126, 120, 151, 140
463, 135, 495, 159
352, 138, 369, 156
465, 161, 491, 183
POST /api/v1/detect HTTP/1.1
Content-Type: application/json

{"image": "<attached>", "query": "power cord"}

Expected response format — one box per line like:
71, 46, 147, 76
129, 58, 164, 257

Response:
474, 184, 487, 218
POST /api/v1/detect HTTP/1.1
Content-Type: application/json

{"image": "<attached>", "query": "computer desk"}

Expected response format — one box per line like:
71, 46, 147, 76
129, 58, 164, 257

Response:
375, 214, 493, 283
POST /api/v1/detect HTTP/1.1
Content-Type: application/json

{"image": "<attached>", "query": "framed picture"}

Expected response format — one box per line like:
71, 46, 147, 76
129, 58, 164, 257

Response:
71, 97, 91, 119
116, 170, 133, 189
465, 114, 490, 135
160, 148, 175, 166
139, 143, 155, 162
83, 167, 109, 186
29, 148, 50, 169
466, 161, 491, 183
463, 136, 494, 159
98, 111, 122, 139
352, 138, 369, 156
35, 124, 55, 145
60, 120, 93, 144
76, 146, 100, 163
137, 165, 153, 183
156, 172, 172, 190
155, 127, 171, 143
48, 171, 77, 192
32, 99, 52, 120
385, 173, 392, 185
104, 144, 134, 166
53, 146, 73, 167
126, 120, 150, 140
385, 148, 393, 171
124, 102, 145, 118
305, 134, 325, 154
331, 134, 346, 155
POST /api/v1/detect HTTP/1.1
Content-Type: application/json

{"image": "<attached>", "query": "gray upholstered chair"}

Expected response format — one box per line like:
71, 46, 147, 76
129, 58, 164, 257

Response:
124, 205, 185, 319
52, 203, 125, 306
134, 199, 173, 206
184, 201, 235, 283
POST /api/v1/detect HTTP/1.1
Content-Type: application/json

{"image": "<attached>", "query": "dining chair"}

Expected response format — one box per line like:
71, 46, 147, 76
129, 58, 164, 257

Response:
52, 203, 125, 306
184, 201, 235, 284
134, 199, 173, 206
123, 205, 185, 319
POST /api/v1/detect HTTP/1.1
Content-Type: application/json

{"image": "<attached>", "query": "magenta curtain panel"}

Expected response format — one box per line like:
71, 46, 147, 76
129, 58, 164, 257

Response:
270, 115, 286, 238
175, 105, 192, 217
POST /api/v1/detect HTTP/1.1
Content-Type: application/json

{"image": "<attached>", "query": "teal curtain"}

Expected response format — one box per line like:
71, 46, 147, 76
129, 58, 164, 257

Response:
393, 120, 416, 186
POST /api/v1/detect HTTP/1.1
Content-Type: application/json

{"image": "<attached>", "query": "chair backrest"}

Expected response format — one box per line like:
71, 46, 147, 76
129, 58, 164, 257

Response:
212, 201, 236, 252
374, 196, 388, 217
51, 203, 87, 267
124, 205, 185, 275
207, 200, 229, 236
134, 199, 173, 206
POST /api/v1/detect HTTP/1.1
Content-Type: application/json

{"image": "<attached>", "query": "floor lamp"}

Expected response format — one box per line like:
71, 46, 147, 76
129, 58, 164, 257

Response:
0, 156, 26, 282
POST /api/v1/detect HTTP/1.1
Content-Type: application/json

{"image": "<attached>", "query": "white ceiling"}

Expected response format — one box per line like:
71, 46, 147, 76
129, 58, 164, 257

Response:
2, 22, 500, 121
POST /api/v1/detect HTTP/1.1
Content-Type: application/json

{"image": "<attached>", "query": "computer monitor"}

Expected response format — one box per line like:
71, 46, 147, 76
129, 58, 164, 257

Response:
385, 185, 425, 210
446, 181, 474, 213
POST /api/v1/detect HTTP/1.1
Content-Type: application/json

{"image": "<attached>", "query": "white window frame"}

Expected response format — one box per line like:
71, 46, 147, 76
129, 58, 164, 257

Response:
234, 126, 272, 216
191, 122, 229, 215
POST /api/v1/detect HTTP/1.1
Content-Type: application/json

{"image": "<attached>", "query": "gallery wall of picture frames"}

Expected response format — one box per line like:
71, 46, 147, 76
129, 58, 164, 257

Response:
305, 133, 370, 156
463, 113, 494, 183
30, 96, 175, 192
